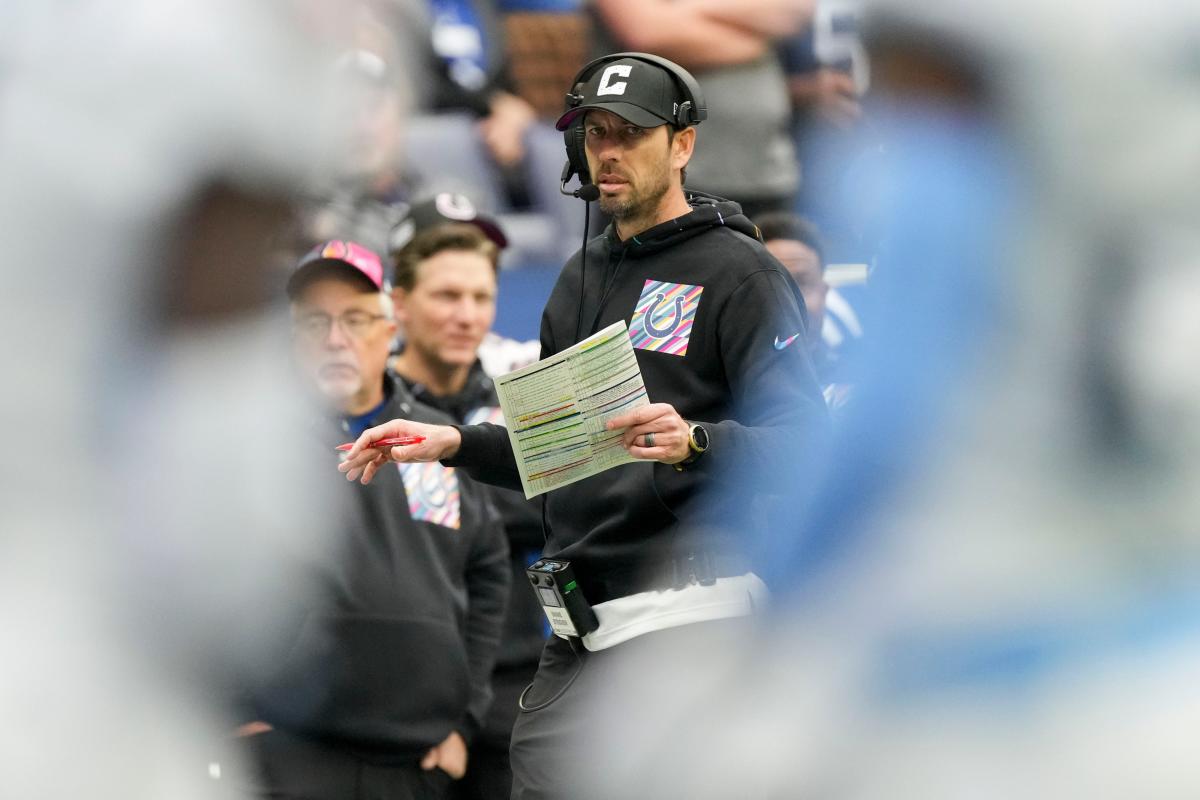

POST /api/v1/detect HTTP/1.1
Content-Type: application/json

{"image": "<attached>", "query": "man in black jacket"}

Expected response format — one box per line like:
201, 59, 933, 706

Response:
338, 56, 827, 797
242, 240, 510, 800
388, 217, 548, 799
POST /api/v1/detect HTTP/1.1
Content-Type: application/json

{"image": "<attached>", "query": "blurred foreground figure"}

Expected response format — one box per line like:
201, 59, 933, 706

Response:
0, 1, 351, 797
575, 2, 1200, 797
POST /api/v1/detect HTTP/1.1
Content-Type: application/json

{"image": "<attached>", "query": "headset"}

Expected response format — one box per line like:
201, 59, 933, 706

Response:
559, 52, 707, 200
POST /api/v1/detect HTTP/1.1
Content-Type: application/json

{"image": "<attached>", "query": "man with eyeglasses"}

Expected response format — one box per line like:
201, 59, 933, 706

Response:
239, 240, 510, 800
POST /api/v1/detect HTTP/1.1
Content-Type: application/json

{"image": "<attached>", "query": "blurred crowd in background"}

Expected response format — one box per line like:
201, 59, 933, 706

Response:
294, 0, 872, 351
3, 0, 1200, 797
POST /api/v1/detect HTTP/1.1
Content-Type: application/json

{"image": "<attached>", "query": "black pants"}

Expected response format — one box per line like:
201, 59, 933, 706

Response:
509, 619, 749, 800
245, 729, 453, 800
451, 664, 534, 800
449, 738, 510, 800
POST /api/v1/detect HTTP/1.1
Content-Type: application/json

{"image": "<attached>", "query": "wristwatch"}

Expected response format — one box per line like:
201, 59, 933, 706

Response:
673, 422, 710, 471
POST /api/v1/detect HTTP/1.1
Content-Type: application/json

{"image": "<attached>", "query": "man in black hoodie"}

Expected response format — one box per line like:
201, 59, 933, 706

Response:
338, 56, 827, 798
242, 240, 509, 799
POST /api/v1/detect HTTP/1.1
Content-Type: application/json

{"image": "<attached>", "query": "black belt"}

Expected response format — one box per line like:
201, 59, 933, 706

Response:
584, 551, 750, 605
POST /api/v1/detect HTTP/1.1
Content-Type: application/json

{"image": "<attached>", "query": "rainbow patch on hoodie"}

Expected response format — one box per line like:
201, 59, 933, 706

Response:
629, 279, 704, 356
398, 462, 461, 530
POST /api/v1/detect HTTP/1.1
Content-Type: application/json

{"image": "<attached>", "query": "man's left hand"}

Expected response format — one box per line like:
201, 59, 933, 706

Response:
420, 730, 468, 779
607, 403, 691, 464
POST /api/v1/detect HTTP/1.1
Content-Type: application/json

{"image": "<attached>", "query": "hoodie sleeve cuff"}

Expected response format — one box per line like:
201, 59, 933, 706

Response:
441, 422, 525, 493
441, 423, 492, 468
457, 715, 481, 747
677, 419, 737, 476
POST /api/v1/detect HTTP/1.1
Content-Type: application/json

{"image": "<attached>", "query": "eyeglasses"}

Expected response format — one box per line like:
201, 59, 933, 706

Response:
293, 311, 387, 343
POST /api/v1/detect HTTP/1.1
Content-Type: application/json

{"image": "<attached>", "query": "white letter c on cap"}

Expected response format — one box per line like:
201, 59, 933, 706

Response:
596, 64, 632, 97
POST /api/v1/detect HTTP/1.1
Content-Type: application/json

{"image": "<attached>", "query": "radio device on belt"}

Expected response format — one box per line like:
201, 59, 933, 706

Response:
526, 559, 598, 638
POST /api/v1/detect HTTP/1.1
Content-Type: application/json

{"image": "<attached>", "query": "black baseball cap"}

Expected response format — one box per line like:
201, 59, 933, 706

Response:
388, 192, 508, 256
555, 57, 687, 131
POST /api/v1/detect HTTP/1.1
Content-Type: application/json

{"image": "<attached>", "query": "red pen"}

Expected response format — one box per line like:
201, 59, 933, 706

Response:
336, 435, 426, 452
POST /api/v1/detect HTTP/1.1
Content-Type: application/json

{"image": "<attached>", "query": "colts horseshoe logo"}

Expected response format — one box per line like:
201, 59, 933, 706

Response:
629, 279, 704, 357
398, 462, 461, 529
642, 292, 688, 339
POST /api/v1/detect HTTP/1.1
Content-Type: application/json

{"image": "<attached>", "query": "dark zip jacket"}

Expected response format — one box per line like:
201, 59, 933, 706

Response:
445, 195, 826, 603
397, 361, 548, 744
398, 362, 547, 671
252, 375, 509, 761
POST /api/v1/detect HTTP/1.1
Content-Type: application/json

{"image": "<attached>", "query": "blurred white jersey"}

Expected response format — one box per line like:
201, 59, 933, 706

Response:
477, 331, 541, 377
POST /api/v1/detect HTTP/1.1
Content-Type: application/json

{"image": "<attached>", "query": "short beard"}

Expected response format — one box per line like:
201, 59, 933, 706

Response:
597, 164, 671, 222
597, 193, 626, 219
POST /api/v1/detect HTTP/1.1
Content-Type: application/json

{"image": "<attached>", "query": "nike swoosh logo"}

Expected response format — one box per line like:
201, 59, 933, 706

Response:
773, 333, 802, 350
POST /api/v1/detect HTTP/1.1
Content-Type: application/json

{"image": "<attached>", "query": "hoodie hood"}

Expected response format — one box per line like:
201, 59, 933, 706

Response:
604, 193, 760, 258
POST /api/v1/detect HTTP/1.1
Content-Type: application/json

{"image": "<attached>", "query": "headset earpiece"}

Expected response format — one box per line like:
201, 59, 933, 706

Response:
562, 121, 588, 186
559, 120, 596, 200
676, 100, 694, 128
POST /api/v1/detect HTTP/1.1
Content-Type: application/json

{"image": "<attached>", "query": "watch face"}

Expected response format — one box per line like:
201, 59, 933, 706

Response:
691, 424, 709, 451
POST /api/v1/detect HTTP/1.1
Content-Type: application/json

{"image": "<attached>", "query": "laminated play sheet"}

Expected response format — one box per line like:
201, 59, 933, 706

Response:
493, 320, 649, 498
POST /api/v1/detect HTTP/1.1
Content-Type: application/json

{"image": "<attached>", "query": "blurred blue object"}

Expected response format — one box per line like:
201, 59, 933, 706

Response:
496, 0, 581, 11
875, 585, 1200, 703
758, 101, 1019, 596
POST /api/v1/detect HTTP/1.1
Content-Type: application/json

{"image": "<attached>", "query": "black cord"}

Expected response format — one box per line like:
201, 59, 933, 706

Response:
574, 199, 591, 343
518, 637, 586, 713
525, 200, 592, 713
587, 249, 626, 338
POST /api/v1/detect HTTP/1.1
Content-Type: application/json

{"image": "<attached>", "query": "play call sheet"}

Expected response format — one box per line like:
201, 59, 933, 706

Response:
494, 321, 650, 498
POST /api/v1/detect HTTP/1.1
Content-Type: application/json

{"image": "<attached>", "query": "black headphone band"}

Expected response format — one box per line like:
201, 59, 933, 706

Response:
565, 51, 707, 128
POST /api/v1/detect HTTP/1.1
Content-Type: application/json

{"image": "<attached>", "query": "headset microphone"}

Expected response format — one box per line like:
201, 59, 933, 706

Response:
559, 159, 600, 201
573, 184, 600, 202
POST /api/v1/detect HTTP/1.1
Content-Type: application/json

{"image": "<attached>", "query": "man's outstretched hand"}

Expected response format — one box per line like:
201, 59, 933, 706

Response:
336, 419, 462, 484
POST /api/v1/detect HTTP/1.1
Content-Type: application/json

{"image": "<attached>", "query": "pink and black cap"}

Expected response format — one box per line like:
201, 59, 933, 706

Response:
287, 240, 386, 298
